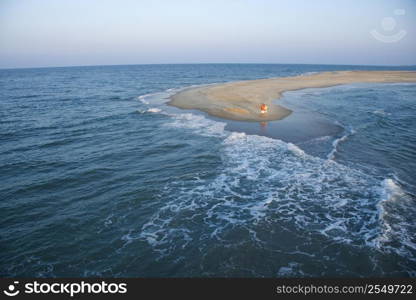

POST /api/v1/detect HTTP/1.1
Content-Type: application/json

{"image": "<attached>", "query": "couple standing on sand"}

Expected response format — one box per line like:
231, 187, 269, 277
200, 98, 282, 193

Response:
260, 103, 268, 114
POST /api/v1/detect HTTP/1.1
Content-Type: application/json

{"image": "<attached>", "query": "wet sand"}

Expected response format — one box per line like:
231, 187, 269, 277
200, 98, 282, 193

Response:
168, 71, 416, 121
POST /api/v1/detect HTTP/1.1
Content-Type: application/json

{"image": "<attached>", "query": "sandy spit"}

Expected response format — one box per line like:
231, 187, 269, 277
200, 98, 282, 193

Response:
168, 70, 416, 121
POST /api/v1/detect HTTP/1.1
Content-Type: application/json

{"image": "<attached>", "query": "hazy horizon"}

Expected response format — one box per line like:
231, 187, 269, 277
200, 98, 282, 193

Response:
1, 0, 415, 69
2, 62, 416, 71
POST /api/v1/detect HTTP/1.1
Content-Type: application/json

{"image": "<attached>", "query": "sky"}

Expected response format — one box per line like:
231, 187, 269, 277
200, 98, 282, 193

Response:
0, 0, 415, 68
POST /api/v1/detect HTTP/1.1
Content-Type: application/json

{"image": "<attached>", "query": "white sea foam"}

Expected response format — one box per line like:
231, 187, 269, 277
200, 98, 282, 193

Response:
137, 89, 179, 115
372, 109, 391, 117
165, 112, 227, 138
137, 95, 150, 105
137, 87, 185, 107
311, 135, 331, 142
287, 142, 306, 157
276, 262, 306, 277
137, 120, 405, 260
137, 84, 211, 106
376, 179, 401, 243
374, 179, 416, 260
300, 71, 318, 77
327, 126, 355, 160
147, 108, 162, 113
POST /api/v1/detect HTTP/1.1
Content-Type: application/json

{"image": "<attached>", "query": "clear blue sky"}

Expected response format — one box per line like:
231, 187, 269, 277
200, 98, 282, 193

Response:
1, 0, 415, 68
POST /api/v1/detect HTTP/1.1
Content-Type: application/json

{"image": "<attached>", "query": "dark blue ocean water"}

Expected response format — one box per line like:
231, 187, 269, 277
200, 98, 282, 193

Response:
1, 64, 416, 277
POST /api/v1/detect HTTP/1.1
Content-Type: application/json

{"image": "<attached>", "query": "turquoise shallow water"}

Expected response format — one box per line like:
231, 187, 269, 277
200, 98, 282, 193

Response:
1, 64, 415, 277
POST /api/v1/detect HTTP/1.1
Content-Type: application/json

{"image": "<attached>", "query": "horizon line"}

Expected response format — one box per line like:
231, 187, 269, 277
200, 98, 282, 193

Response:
1, 62, 416, 71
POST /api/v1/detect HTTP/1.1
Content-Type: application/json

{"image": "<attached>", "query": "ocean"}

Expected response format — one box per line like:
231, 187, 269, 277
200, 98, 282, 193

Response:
1, 64, 415, 277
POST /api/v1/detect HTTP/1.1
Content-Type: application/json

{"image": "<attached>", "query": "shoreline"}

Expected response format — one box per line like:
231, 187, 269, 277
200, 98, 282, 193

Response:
168, 70, 416, 122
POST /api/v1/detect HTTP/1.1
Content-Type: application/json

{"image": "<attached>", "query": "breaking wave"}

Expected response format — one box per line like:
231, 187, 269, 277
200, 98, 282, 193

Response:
134, 105, 414, 267
327, 125, 355, 160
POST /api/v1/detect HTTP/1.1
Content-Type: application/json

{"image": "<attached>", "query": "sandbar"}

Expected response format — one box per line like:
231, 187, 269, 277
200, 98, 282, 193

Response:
168, 70, 416, 121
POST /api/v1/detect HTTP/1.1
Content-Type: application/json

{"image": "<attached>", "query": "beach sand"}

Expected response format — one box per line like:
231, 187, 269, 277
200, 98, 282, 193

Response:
169, 71, 416, 121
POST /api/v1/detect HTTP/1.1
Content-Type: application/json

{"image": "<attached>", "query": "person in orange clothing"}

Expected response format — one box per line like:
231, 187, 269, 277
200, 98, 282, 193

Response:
260, 103, 268, 114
